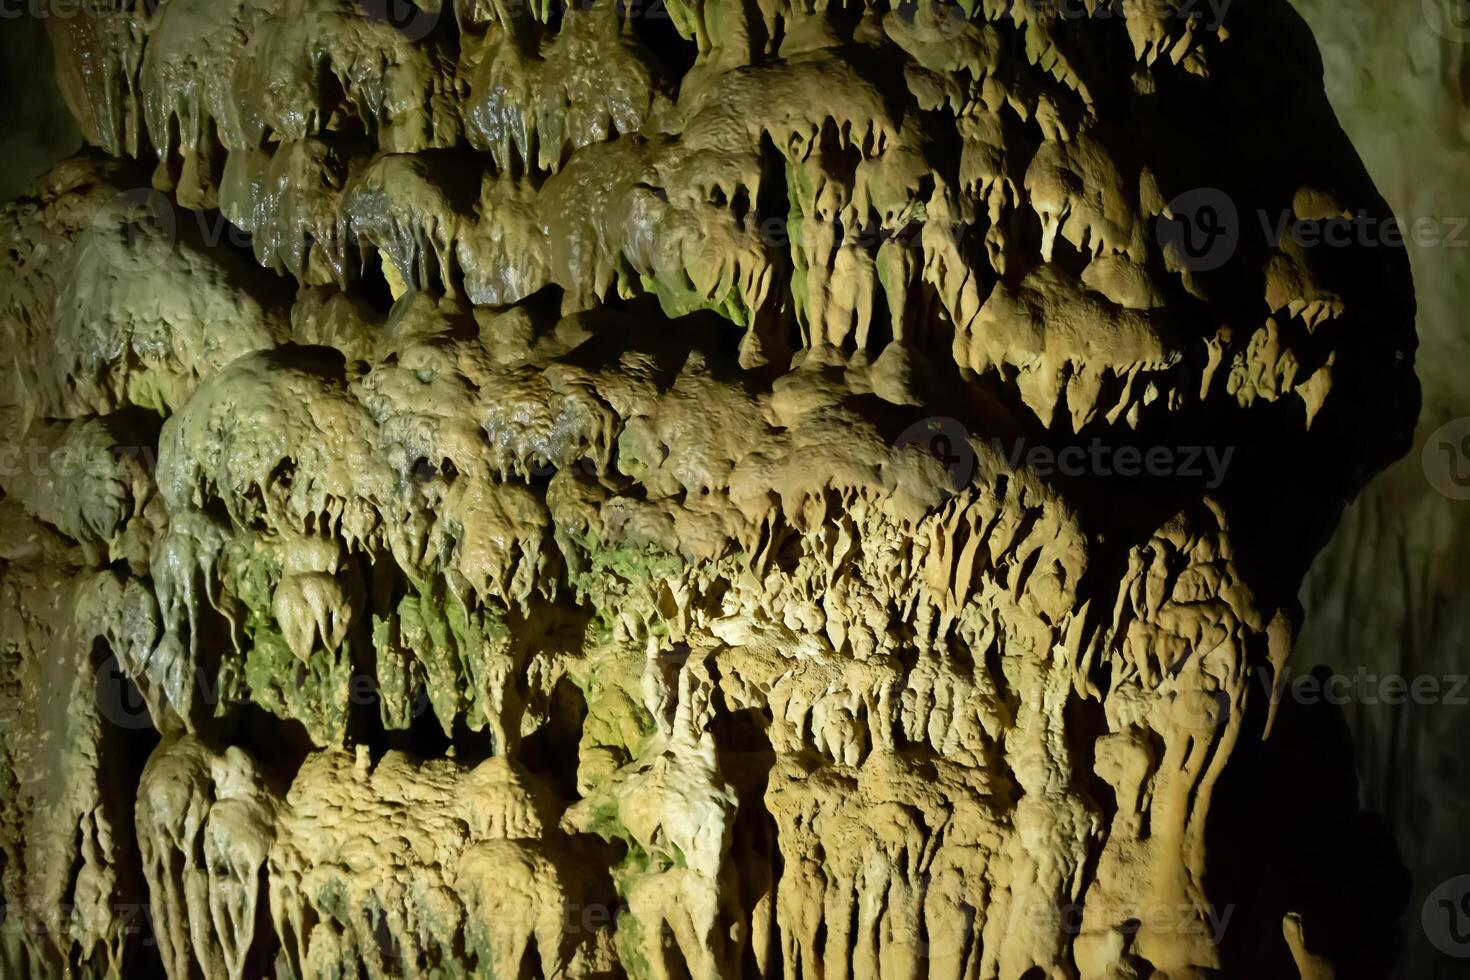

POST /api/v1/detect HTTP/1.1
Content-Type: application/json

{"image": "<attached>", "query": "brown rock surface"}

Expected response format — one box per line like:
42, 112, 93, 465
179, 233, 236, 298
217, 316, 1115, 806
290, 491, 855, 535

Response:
0, 1, 1418, 977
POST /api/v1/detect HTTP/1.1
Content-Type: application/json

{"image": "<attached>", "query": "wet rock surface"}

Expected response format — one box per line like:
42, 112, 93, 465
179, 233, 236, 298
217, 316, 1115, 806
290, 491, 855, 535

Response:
0, 1, 1418, 977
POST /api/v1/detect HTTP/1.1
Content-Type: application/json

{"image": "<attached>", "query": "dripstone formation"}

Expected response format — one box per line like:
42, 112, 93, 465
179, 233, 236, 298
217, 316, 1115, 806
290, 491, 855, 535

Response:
0, 1, 1418, 978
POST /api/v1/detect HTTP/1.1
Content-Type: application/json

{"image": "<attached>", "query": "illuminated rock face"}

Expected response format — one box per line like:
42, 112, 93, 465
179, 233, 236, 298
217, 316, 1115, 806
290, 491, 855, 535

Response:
0, 1, 1417, 978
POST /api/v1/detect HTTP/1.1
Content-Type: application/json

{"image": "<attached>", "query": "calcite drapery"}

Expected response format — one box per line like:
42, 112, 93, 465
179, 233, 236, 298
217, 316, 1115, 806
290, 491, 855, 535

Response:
0, 1, 1416, 978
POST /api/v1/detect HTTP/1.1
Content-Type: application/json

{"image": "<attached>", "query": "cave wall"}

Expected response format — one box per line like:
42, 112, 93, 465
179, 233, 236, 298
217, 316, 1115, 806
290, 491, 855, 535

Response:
1290, 1, 1470, 976
0, 2, 1426, 978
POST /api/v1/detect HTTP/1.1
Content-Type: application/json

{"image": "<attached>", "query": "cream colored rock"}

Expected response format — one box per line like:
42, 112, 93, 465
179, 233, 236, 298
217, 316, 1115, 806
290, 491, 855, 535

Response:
136, 736, 276, 980
0, 1, 1419, 978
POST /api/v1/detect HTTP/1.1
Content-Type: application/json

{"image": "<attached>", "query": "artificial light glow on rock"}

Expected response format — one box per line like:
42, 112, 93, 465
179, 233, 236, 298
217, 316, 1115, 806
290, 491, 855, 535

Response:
0, 1, 1418, 978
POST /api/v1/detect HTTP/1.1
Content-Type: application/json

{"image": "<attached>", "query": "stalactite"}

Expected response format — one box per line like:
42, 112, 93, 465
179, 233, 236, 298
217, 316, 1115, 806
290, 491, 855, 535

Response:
0, 1, 1419, 978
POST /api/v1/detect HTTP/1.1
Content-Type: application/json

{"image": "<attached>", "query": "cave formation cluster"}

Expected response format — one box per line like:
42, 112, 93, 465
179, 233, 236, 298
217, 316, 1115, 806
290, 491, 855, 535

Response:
0, 1, 1418, 978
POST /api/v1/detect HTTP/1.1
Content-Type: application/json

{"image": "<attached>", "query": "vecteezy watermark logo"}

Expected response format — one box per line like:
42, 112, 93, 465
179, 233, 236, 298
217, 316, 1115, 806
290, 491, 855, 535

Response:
1034, 0, 1232, 31
1423, 417, 1470, 501
89, 186, 357, 276
1424, 0, 1470, 43
91, 188, 177, 273
360, 0, 442, 41
1009, 898, 1234, 945
1, 901, 159, 946
897, 416, 977, 494
0, 0, 118, 20
1000, 438, 1234, 488
893, 421, 1236, 492
888, 0, 973, 42
1156, 188, 1239, 273
1158, 664, 1470, 735
1260, 210, 1470, 250
1171, 679, 1231, 734
96, 654, 153, 730
1279, 668, 1470, 708
1423, 875, 1470, 957
95, 654, 434, 730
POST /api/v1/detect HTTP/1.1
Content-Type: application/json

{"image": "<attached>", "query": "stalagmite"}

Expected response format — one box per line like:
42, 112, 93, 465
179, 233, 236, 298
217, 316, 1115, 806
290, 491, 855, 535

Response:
0, 1, 1419, 978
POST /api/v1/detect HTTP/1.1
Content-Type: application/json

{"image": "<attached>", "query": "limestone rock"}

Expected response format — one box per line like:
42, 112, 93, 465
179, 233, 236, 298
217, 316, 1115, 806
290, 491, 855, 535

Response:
0, 1, 1418, 978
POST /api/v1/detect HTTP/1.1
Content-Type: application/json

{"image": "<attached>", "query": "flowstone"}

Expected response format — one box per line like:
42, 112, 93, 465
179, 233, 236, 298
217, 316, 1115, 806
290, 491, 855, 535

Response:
0, 1, 1417, 978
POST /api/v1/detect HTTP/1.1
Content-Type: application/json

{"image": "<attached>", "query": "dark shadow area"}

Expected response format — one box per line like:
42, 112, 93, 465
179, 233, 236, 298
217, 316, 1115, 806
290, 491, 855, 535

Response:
1207, 665, 1410, 978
